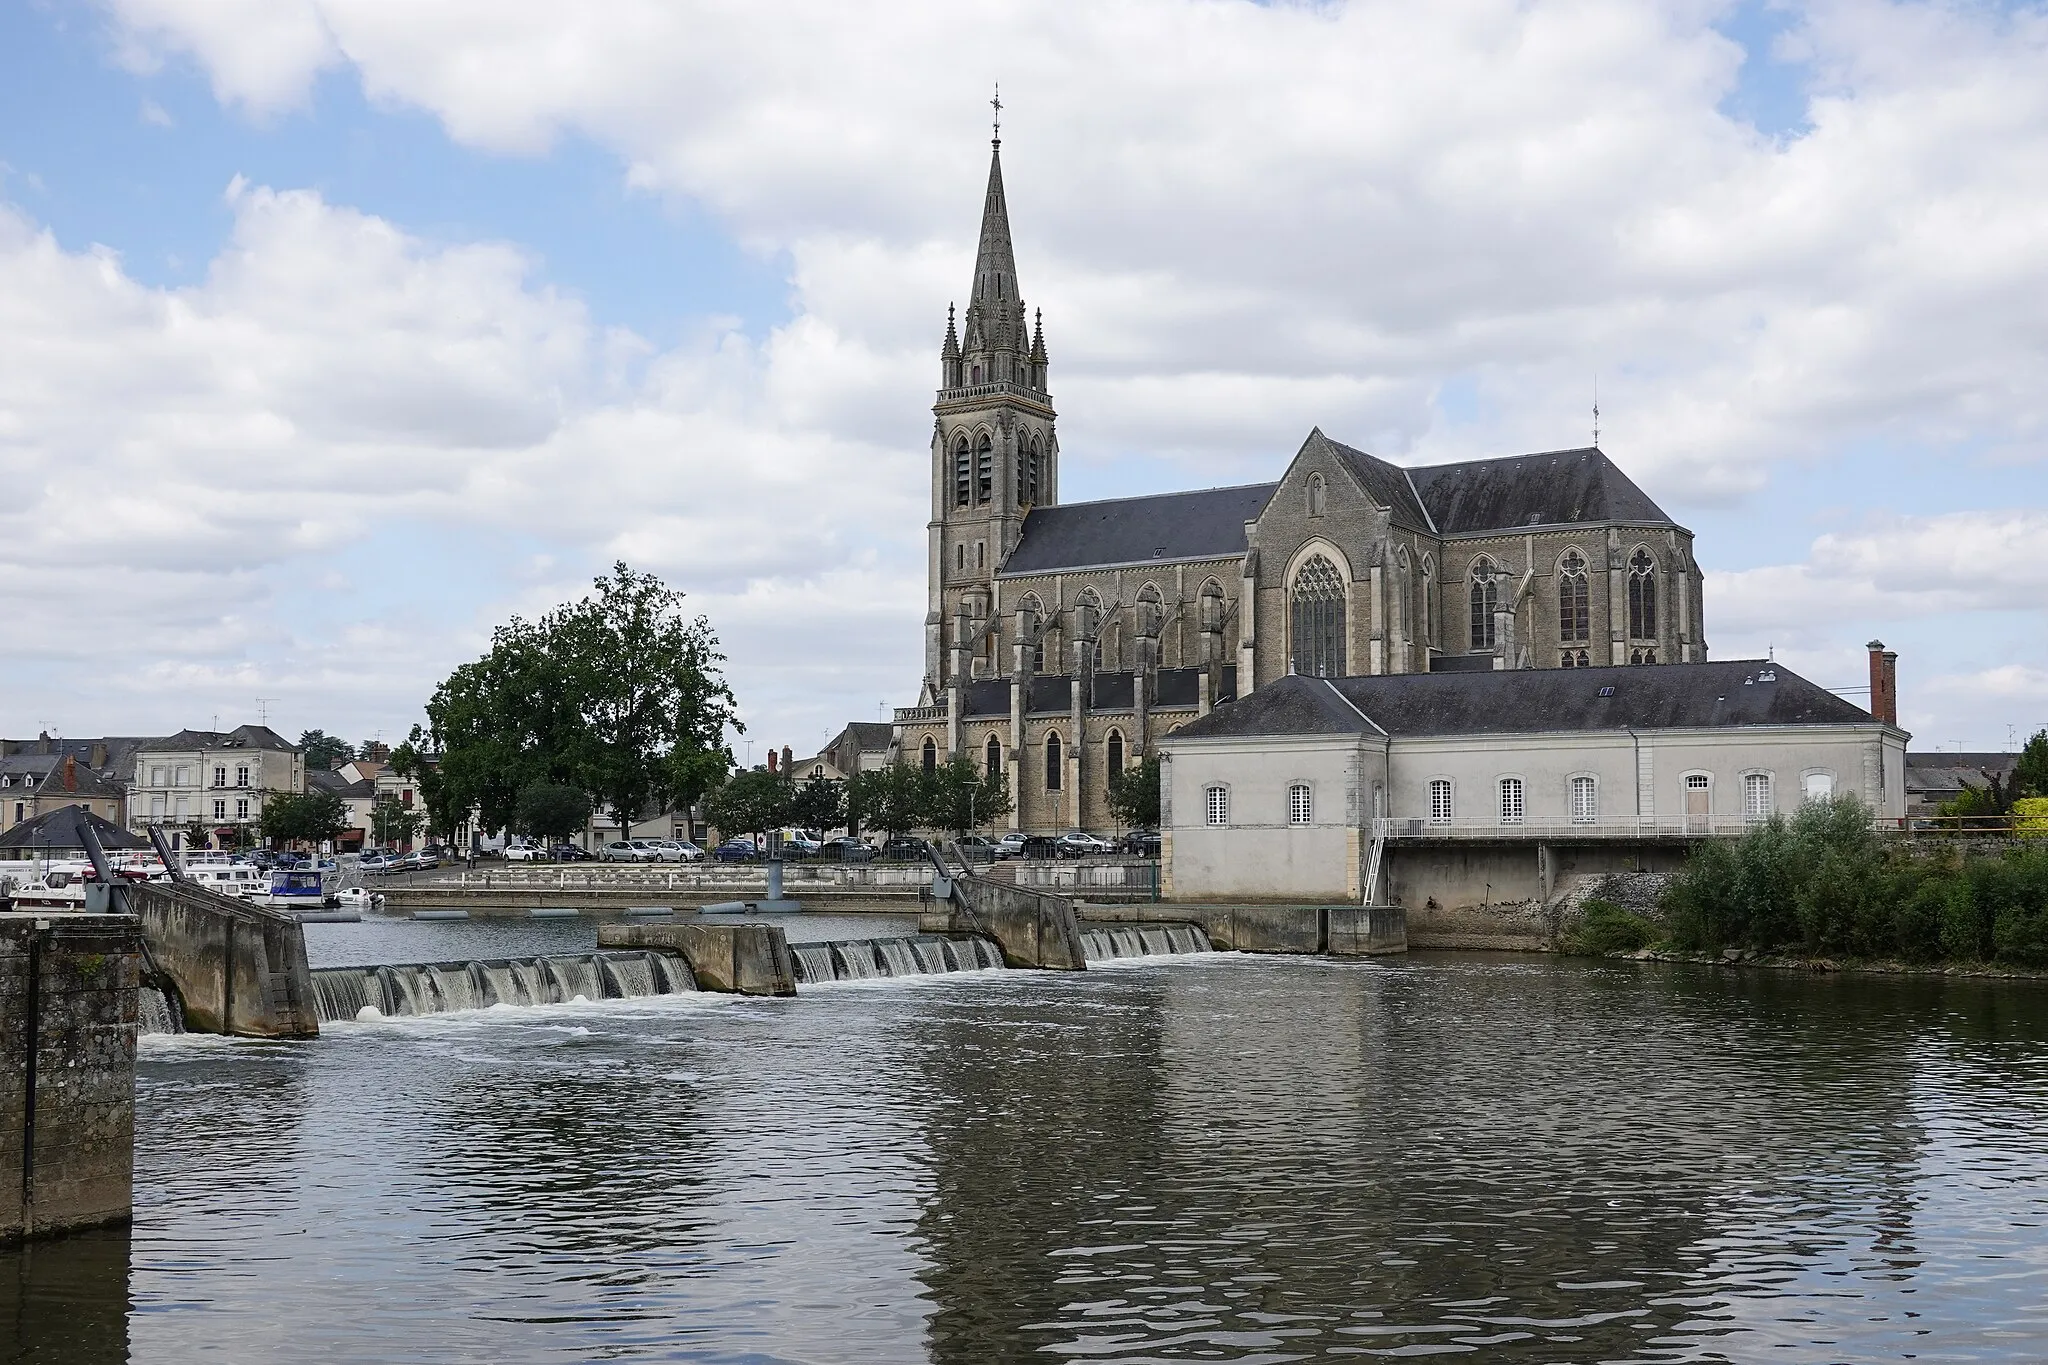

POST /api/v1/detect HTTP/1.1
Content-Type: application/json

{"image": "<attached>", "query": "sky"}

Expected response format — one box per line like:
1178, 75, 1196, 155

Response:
2, 0, 2046, 760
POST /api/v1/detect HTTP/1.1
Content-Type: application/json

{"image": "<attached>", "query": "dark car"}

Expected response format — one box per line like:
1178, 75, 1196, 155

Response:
1122, 829, 1162, 858
1011, 834, 1058, 860
550, 844, 596, 862
879, 836, 930, 862
274, 851, 309, 869
712, 839, 757, 863
820, 836, 874, 864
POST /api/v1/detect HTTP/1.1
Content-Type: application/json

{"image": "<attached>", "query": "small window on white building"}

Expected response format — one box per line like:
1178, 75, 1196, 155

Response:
1429, 779, 1453, 824
1288, 784, 1312, 825
1205, 785, 1229, 826
1744, 773, 1773, 821
213, 765, 227, 788
1570, 775, 1597, 824
1803, 772, 1835, 804
212, 799, 226, 820
1499, 777, 1524, 824
236, 798, 250, 820
237, 765, 250, 787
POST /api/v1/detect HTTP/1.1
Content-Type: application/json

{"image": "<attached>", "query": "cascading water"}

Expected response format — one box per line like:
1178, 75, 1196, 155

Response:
309, 950, 697, 1023
1079, 922, 1214, 964
138, 985, 184, 1035
791, 935, 1007, 984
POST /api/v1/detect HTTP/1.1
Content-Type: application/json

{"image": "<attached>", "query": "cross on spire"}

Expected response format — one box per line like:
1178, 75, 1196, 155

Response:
991, 82, 1002, 148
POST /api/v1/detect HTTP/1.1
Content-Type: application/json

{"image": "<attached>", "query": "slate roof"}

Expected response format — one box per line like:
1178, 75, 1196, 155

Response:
840, 722, 893, 750
1163, 661, 1877, 742
999, 483, 1276, 576
138, 725, 299, 754
0, 804, 149, 852
32, 764, 125, 801
1407, 446, 1672, 534
1904, 753, 2016, 795
308, 770, 375, 799
1324, 436, 1433, 530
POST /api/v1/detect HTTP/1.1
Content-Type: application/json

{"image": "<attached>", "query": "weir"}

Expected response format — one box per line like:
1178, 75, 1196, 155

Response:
1077, 924, 1212, 963
291, 950, 699, 1025
789, 934, 1006, 984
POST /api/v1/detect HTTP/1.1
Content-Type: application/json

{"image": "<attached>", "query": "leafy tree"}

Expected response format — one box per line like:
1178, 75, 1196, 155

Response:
704, 769, 789, 844
513, 782, 593, 845
1107, 754, 1162, 829
370, 796, 424, 848
258, 788, 350, 846
417, 563, 739, 842
391, 738, 468, 844
923, 755, 1012, 836
298, 730, 354, 771
846, 763, 928, 839
790, 775, 847, 832
2016, 729, 2048, 799
181, 817, 214, 851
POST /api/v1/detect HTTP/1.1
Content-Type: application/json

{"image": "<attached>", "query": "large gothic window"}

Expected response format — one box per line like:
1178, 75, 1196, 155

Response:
1627, 548, 1657, 639
985, 735, 1002, 779
1045, 732, 1063, 791
1018, 434, 1041, 505
1558, 550, 1590, 643
921, 737, 938, 774
975, 433, 994, 504
1289, 555, 1346, 678
953, 438, 971, 508
1107, 730, 1125, 777
1469, 558, 1499, 651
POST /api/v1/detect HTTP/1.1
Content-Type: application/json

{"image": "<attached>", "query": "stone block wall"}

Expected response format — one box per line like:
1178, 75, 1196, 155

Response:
2, 912, 140, 1244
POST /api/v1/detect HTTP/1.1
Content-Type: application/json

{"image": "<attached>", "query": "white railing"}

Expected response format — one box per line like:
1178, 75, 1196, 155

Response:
1372, 814, 1773, 840
1362, 822, 1387, 905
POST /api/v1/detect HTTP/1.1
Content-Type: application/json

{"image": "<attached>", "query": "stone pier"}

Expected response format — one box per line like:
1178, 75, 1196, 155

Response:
2, 912, 141, 1244
599, 922, 797, 996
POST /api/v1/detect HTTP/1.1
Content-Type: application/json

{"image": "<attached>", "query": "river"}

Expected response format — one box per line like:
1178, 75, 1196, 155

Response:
7, 943, 2048, 1362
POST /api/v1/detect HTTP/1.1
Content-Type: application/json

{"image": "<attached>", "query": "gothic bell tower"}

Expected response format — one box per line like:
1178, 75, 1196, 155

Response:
925, 118, 1058, 691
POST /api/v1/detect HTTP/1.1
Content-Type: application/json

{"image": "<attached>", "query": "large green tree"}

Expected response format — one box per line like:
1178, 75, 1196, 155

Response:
2016, 729, 2048, 799
1107, 754, 1162, 829
415, 562, 740, 839
704, 769, 791, 844
790, 775, 847, 832
258, 788, 350, 846
846, 763, 930, 840
923, 755, 1012, 836
370, 796, 424, 848
513, 782, 594, 845
297, 729, 354, 771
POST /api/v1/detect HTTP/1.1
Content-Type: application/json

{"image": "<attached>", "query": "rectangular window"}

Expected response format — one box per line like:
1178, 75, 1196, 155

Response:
1429, 779, 1453, 823
150, 794, 166, 819
174, 796, 189, 820
1570, 775, 1597, 824
1499, 777, 1524, 824
1205, 786, 1229, 826
212, 799, 226, 820
150, 766, 167, 787
1803, 772, 1834, 804
1744, 773, 1773, 821
237, 765, 250, 787
236, 799, 250, 820
1288, 784, 1312, 825
402, 789, 414, 807
174, 765, 192, 786
213, 766, 227, 788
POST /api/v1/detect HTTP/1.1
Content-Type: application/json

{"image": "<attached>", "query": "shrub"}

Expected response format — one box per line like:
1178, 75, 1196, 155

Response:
1565, 899, 1656, 955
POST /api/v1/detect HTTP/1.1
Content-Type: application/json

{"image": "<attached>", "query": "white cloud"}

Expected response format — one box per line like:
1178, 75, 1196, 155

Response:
5, 0, 2045, 747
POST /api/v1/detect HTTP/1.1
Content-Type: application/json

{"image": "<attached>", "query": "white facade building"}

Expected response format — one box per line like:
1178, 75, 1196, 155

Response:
1158, 661, 1907, 908
127, 726, 305, 847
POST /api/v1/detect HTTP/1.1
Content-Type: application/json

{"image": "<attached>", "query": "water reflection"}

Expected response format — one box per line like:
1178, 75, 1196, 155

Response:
5, 954, 2046, 1362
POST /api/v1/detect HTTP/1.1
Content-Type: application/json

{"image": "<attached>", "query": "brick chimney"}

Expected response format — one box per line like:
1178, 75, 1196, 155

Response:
1867, 640, 1898, 726
63, 755, 76, 791
766, 748, 778, 774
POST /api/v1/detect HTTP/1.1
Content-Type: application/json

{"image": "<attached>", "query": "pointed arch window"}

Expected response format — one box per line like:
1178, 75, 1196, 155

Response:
1107, 730, 1124, 778
953, 438, 971, 508
975, 433, 994, 504
1469, 558, 1500, 651
1045, 732, 1063, 791
986, 735, 1002, 779
1421, 555, 1436, 646
921, 737, 938, 774
1289, 555, 1346, 678
1628, 549, 1658, 640
1558, 550, 1590, 643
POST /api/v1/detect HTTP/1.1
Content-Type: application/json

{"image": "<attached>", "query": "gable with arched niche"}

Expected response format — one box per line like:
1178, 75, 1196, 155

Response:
1280, 539, 1356, 680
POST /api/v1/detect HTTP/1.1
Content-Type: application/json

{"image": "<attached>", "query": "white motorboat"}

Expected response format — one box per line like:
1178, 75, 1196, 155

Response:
5, 869, 91, 910
335, 887, 383, 911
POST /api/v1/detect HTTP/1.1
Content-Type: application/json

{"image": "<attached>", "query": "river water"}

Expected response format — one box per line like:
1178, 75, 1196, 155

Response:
7, 950, 2048, 1363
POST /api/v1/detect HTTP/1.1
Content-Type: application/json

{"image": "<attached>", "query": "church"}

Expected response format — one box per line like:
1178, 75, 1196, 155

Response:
880, 135, 1707, 835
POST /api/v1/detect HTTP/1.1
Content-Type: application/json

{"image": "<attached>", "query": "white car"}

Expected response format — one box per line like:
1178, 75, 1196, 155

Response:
601, 840, 657, 862
504, 843, 546, 862
666, 840, 706, 863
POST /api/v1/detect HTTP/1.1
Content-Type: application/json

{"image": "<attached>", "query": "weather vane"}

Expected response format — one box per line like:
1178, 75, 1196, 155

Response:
1592, 374, 1601, 448
991, 82, 1002, 146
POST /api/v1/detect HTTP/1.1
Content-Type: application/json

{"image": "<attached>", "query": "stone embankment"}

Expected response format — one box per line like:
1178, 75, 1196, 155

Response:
3, 912, 140, 1244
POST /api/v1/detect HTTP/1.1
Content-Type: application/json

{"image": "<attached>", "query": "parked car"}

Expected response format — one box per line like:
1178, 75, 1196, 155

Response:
551, 844, 595, 862
711, 839, 757, 863
1055, 831, 1117, 859
601, 840, 656, 862
667, 840, 706, 863
819, 836, 874, 863
398, 850, 440, 871
953, 834, 1001, 862
992, 833, 1028, 860
504, 842, 546, 862
1121, 829, 1162, 858
1010, 834, 1058, 860
879, 835, 930, 861
358, 852, 399, 873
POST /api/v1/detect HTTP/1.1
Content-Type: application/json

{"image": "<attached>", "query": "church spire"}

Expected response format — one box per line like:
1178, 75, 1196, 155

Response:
971, 139, 1019, 313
